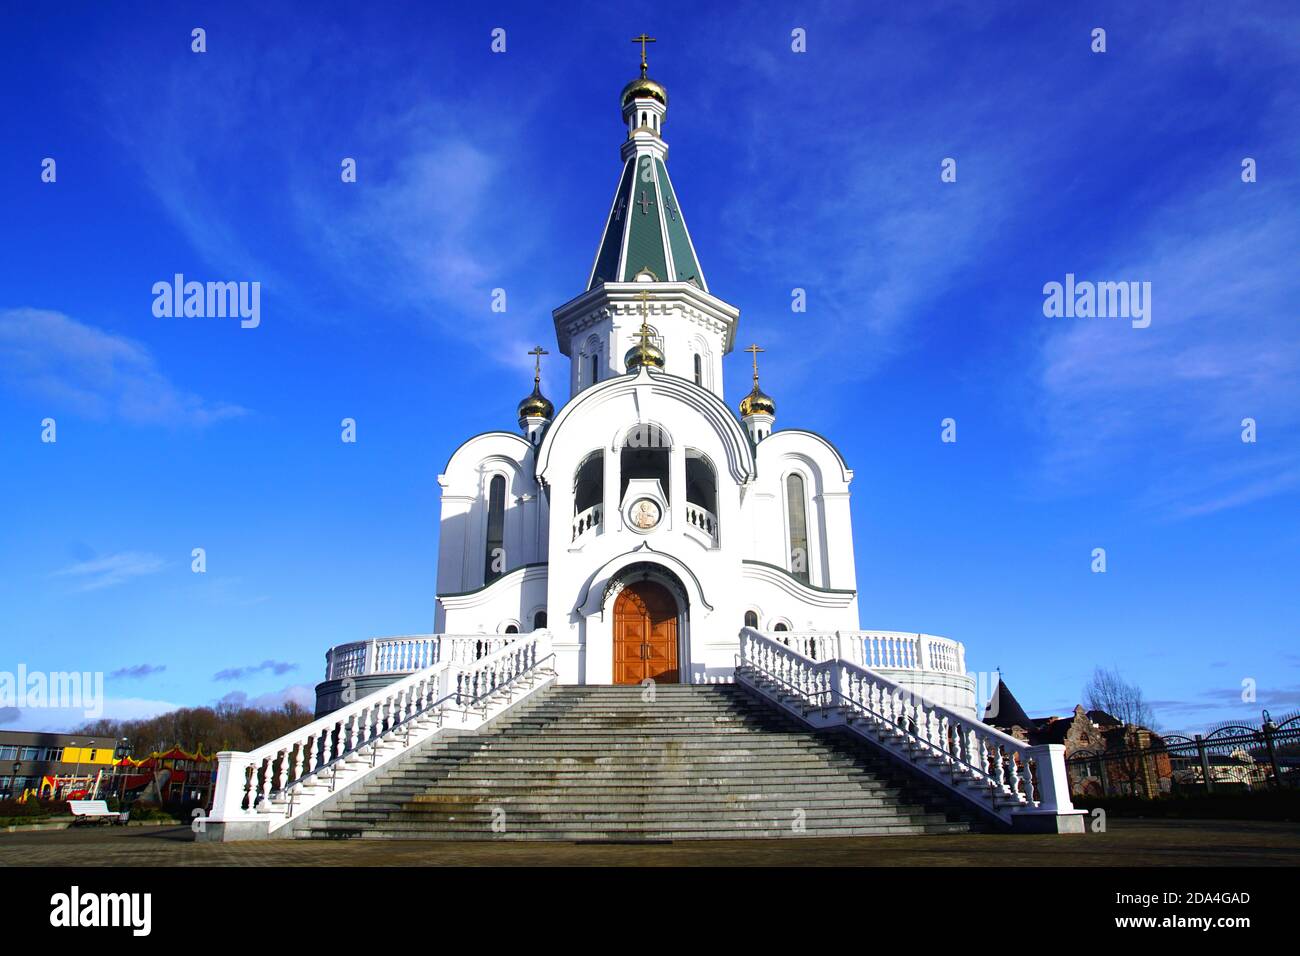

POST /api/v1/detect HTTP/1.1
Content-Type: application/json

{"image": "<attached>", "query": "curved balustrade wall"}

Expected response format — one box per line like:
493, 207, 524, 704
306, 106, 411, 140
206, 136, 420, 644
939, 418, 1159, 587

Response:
766, 629, 975, 716
317, 634, 522, 716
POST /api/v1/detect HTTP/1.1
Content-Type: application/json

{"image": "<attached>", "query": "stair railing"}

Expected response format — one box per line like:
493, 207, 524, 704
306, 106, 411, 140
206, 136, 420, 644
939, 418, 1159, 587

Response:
736, 628, 1080, 829
206, 631, 556, 839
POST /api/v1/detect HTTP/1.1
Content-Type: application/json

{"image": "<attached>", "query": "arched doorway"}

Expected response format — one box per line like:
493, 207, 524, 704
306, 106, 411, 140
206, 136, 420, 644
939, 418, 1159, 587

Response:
613, 580, 679, 684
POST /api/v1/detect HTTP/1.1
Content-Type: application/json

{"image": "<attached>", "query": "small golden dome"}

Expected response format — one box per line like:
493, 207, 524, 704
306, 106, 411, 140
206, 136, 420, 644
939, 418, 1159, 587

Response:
622, 75, 668, 108
517, 383, 554, 420
625, 340, 665, 372
740, 384, 776, 418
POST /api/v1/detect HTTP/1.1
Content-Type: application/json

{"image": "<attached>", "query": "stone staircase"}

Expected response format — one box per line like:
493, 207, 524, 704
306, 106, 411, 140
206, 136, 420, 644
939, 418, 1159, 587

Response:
293, 684, 983, 841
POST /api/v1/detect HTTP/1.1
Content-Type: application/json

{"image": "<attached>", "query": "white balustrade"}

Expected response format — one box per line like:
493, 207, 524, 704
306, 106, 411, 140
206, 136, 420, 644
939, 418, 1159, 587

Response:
324, 641, 370, 680
438, 634, 518, 666
764, 630, 966, 674
684, 502, 719, 544
737, 628, 1079, 829
208, 631, 555, 839
572, 503, 602, 541
768, 631, 839, 661
324, 634, 520, 679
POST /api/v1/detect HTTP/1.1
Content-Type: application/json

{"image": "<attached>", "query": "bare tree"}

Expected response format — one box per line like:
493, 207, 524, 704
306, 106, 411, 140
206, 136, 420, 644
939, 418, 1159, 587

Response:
1083, 667, 1159, 796
1083, 666, 1157, 730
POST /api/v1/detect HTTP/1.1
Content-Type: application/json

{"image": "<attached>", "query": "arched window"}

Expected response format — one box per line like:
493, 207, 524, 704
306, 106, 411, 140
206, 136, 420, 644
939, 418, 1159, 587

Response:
773, 622, 789, 632
504, 624, 519, 635
484, 474, 506, 584
621, 424, 671, 504
685, 449, 717, 536
786, 473, 810, 584
693, 353, 703, 386
533, 611, 547, 630
744, 610, 758, 629
590, 353, 599, 385
573, 450, 603, 516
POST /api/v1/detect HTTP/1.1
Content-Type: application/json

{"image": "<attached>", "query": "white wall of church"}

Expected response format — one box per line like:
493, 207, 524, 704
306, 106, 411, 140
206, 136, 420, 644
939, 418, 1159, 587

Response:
744, 429, 860, 592
555, 281, 738, 403
436, 432, 549, 599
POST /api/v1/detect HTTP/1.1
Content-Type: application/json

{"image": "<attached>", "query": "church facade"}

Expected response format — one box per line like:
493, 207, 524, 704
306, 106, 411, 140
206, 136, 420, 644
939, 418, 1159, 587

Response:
315, 53, 974, 716
435, 63, 861, 688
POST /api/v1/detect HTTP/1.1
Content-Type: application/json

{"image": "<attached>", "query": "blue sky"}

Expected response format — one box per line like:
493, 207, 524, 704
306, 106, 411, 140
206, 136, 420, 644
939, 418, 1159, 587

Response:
1, 2, 1296, 734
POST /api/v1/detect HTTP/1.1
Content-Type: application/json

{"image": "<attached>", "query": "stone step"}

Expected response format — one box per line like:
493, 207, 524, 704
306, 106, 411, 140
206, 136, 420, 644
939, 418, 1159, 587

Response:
296, 821, 972, 840
322, 800, 955, 819
291, 684, 981, 841
332, 780, 917, 803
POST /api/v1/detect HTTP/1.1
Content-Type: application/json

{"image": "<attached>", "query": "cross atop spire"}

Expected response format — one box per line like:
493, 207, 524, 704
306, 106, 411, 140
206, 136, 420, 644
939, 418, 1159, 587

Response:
631, 33, 656, 77
528, 345, 548, 385
744, 343, 765, 385
635, 290, 653, 364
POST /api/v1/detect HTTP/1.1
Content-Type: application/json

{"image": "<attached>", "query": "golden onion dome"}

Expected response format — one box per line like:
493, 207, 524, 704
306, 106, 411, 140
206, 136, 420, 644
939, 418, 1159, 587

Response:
739, 384, 776, 418
625, 339, 666, 372
517, 382, 554, 420
621, 75, 668, 109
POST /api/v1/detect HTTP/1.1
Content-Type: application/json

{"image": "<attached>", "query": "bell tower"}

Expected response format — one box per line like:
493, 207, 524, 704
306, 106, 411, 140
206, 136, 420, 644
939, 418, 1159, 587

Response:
552, 38, 740, 401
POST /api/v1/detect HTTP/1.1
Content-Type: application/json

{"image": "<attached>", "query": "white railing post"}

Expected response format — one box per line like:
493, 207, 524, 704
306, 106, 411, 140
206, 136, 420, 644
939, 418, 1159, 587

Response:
208, 752, 251, 822
1026, 744, 1073, 814
918, 634, 931, 671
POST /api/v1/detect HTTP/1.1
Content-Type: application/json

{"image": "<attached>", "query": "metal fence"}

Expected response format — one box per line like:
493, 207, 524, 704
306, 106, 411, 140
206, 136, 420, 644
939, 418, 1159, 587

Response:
1065, 709, 1300, 799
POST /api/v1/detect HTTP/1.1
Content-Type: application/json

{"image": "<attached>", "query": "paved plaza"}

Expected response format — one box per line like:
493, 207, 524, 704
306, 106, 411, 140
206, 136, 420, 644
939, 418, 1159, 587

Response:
2, 818, 1298, 866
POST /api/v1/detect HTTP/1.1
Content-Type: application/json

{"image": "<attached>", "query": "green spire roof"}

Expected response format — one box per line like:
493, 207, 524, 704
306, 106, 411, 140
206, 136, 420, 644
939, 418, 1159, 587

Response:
587, 154, 707, 291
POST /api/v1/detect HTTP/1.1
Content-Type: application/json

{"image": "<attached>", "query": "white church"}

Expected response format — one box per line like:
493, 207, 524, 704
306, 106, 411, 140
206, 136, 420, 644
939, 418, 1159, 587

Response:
316, 43, 976, 714
207, 44, 1084, 841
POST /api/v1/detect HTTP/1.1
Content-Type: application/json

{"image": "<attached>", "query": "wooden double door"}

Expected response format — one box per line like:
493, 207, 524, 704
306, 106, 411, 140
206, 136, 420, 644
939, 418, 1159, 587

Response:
613, 580, 679, 684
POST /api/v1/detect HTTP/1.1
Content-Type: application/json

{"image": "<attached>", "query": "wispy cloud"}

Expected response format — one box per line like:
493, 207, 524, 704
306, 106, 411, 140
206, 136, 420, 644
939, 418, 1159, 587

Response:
217, 685, 314, 711
51, 551, 166, 591
94, 17, 556, 371
0, 309, 248, 426
213, 660, 299, 682
109, 663, 167, 680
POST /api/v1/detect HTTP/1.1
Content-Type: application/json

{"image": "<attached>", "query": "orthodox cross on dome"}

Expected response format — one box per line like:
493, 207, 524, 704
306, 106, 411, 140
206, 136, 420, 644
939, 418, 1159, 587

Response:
665, 198, 678, 221
613, 195, 627, 222
528, 345, 548, 384
636, 189, 655, 215
744, 343, 765, 385
631, 33, 656, 78
635, 290, 654, 364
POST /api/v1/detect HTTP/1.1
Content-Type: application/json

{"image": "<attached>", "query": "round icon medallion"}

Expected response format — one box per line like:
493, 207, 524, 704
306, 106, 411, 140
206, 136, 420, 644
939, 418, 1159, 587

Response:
629, 498, 661, 530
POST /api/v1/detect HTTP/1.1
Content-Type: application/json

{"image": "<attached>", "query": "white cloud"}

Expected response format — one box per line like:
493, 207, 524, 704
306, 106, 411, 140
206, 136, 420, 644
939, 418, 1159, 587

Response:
51, 551, 166, 591
0, 308, 248, 426
1034, 172, 1300, 514
217, 684, 314, 711
5, 696, 183, 733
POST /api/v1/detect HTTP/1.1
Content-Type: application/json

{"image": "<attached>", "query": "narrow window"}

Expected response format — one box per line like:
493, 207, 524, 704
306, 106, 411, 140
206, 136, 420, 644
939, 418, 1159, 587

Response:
786, 473, 810, 584
590, 353, 599, 385
533, 611, 548, 630
744, 610, 758, 629
484, 474, 506, 584
693, 353, 703, 386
